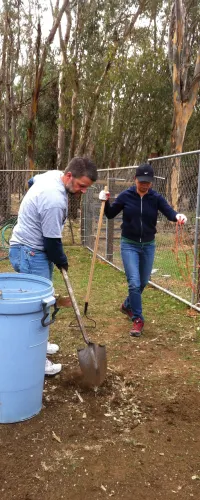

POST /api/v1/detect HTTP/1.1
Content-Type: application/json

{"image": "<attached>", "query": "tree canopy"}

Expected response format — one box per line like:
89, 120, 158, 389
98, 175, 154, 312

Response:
0, 0, 200, 172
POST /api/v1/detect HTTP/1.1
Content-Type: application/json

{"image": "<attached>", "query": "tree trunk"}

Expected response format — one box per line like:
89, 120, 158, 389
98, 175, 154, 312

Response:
57, 70, 66, 169
170, 156, 181, 210
169, 0, 200, 205
68, 83, 78, 161
68, 4, 79, 161
171, 94, 200, 154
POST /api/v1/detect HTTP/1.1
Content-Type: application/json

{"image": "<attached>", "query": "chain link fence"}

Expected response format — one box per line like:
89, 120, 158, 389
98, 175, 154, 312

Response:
81, 151, 200, 311
1, 154, 200, 310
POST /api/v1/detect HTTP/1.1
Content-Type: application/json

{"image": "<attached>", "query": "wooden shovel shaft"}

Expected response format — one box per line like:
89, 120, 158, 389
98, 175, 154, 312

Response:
61, 271, 107, 386
61, 268, 90, 345
84, 185, 108, 309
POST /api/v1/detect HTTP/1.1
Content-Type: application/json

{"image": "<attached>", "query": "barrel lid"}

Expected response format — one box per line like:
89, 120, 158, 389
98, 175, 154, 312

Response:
0, 273, 54, 300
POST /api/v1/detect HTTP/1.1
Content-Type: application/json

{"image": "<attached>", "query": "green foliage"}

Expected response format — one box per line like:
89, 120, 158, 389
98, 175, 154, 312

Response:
35, 61, 59, 169
1, 0, 200, 172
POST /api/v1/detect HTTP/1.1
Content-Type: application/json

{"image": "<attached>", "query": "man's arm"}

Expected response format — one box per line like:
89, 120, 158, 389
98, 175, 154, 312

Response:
43, 237, 68, 270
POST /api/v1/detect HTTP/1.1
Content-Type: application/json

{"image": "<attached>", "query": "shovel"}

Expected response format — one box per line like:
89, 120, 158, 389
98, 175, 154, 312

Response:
61, 268, 107, 387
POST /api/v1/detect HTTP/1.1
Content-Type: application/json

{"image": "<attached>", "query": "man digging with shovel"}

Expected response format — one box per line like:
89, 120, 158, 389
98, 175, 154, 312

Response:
9, 157, 98, 376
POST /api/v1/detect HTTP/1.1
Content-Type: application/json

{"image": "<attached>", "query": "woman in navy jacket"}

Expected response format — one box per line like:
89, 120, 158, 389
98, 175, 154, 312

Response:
99, 163, 187, 337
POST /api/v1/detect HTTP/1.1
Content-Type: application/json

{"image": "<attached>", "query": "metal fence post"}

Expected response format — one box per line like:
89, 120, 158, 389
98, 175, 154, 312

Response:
81, 194, 87, 246
191, 153, 200, 304
106, 170, 115, 262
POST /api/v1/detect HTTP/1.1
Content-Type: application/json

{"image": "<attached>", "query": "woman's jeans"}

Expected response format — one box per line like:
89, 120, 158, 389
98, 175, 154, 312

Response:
9, 245, 53, 281
120, 240, 155, 321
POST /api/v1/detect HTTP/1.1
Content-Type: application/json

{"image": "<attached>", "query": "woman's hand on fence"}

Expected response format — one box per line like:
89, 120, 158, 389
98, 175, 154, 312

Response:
176, 213, 187, 224
99, 190, 110, 201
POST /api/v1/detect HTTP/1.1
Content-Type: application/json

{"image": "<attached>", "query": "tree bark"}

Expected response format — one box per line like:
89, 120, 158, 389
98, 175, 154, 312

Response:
169, 0, 200, 207
57, 69, 67, 169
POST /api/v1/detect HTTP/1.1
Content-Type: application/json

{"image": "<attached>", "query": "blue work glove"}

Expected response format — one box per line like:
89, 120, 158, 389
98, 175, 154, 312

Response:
57, 256, 68, 272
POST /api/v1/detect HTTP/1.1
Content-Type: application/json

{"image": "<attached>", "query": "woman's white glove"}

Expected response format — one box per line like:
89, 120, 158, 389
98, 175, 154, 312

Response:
176, 213, 187, 224
99, 190, 110, 201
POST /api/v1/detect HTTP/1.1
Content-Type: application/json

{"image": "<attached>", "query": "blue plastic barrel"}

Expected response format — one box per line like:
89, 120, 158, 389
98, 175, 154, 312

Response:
0, 273, 56, 423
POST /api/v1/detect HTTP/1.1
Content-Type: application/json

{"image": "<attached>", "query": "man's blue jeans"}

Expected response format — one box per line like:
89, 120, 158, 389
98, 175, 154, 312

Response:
9, 245, 53, 281
120, 240, 155, 321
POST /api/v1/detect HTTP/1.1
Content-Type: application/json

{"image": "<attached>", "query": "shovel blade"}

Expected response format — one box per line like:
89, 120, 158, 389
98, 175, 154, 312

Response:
55, 295, 72, 308
77, 342, 107, 387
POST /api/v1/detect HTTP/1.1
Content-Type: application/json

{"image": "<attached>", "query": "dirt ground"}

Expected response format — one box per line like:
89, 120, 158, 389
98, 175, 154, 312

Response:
0, 250, 200, 500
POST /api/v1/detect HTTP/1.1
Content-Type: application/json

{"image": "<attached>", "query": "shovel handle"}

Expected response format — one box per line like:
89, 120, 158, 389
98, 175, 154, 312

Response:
61, 268, 90, 345
84, 185, 108, 307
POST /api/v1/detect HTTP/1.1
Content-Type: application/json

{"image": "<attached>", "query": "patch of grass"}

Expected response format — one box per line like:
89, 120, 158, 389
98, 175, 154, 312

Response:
0, 257, 13, 272
97, 234, 196, 304
1, 246, 199, 358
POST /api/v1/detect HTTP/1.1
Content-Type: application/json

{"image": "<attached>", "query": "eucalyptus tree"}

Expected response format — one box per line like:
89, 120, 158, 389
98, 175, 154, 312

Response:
0, 0, 22, 171
0, 0, 22, 216
27, 0, 70, 170
168, 0, 200, 155
56, 0, 72, 169
80, 0, 173, 167
75, 0, 148, 156
53, 0, 149, 161
168, 0, 200, 208
90, 34, 172, 168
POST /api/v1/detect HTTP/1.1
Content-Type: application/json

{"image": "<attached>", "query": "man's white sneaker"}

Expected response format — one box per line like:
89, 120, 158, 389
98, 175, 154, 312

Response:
47, 341, 59, 355
45, 358, 62, 376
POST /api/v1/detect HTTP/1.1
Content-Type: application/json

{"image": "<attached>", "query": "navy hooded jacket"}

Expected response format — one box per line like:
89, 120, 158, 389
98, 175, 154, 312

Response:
104, 186, 178, 243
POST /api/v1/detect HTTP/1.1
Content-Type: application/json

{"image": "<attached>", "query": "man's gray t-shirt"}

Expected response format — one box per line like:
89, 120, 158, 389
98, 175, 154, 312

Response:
10, 170, 68, 251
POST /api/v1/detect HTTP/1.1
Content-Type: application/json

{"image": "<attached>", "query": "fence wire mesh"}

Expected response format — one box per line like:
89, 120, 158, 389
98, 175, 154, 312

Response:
81, 152, 200, 309
1, 154, 200, 309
